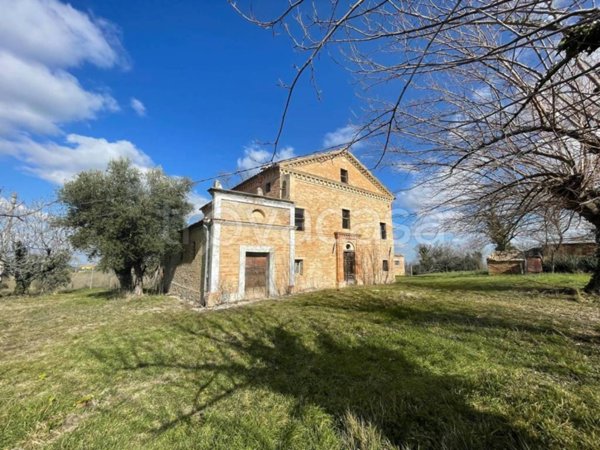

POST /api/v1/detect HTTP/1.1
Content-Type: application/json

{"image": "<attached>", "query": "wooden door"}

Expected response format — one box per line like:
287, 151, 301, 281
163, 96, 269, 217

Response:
245, 252, 268, 298
343, 251, 356, 283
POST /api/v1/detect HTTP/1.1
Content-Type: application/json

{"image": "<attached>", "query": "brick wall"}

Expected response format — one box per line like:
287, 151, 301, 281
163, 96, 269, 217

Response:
287, 156, 395, 289
233, 167, 282, 199
167, 151, 397, 305
164, 223, 205, 304
287, 155, 384, 193
394, 255, 406, 276
544, 243, 597, 257
488, 260, 524, 275
218, 223, 292, 300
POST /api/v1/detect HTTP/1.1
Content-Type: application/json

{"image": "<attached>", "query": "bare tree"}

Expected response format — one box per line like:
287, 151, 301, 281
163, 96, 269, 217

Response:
232, 1, 598, 157
526, 208, 594, 273
0, 194, 72, 294
438, 184, 544, 252
233, 0, 600, 293
0, 193, 20, 284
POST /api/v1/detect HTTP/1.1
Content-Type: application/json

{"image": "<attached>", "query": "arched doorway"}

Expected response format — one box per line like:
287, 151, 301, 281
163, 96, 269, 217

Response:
343, 242, 356, 284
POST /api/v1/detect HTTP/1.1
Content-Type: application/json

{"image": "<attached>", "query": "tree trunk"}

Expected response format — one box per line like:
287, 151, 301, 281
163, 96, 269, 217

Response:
14, 275, 29, 295
115, 267, 133, 291
133, 263, 144, 296
584, 226, 600, 295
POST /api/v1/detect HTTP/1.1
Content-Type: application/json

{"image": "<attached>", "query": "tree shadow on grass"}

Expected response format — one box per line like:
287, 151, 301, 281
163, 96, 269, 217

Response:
56, 288, 125, 300
88, 311, 541, 449
83, 289, 125, 300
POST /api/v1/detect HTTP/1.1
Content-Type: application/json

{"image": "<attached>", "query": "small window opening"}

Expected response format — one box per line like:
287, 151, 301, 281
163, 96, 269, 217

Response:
295, 208, 305, 231
340, 169, 348, 183
342, 209, 351, 229
294, 259, 304, 275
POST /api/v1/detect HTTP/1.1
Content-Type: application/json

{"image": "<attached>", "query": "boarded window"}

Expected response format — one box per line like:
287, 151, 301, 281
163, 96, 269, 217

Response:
380, 222, 387, 239
295, 208, 305, 231
294, 259, 304, 275
382, 260, 389, 272
340, 169, 348, 183
342, 209, 351, 229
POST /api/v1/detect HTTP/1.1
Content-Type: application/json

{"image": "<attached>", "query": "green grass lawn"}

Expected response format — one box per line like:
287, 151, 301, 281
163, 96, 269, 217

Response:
1, 273, 599, 449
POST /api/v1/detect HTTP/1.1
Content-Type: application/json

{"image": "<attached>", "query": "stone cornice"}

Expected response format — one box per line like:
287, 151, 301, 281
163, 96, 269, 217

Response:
282, 168, 393, 202
210, 188, 294, 205
212, 218, 294, 230
280, 149, 394, 199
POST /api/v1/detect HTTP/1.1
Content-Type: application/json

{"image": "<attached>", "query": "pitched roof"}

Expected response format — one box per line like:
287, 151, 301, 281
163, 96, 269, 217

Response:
486, 250, 524, 262
232, 148, 394, 198
280, 148, 393, 198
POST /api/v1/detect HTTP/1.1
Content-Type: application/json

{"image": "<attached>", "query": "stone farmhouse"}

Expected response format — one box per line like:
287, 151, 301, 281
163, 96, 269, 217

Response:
165, 149, 399, 306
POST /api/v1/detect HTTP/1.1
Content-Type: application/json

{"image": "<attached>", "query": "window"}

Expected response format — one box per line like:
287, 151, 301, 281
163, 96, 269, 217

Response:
252, 209, 266, 222
281, 180, 288, 199
295, 208, 305, 231
294, 259, 304, 275
340, 168, 348, 183
380, 222, 387, 239
383, 260, 389, 272
395, 260, 400, 266
265, 182, 271, 193
342, 209, 351, 229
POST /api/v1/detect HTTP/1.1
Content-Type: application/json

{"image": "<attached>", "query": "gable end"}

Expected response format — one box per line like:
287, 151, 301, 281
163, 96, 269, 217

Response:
280, 149, 394, 199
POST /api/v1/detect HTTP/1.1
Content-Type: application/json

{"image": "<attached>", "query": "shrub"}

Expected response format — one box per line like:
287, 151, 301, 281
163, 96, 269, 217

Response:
6, 246, 72, 295
413, 243, 484, 275
542, 254, 597, 273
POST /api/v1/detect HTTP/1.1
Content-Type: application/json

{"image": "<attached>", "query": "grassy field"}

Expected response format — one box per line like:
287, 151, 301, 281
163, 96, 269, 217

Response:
1, 273, 599, 449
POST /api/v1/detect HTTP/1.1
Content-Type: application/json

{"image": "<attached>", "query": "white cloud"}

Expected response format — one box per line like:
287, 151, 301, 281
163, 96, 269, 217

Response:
130, 98, 146, 117
236, 143, 295, 178
0, 51, 118, 135
187, 191, 210, 223
0, 0, 125, 135
323, 125, 364, 150
0, 134, 154, 184
0, 0, 124, 69
393, 179, 463, 246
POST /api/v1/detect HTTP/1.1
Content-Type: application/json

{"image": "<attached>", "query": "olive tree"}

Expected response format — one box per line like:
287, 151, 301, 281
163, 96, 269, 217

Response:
58, 159, 193, 296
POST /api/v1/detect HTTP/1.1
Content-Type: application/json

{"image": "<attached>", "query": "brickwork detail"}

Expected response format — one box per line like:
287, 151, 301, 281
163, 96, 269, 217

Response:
166, 150, 400, 306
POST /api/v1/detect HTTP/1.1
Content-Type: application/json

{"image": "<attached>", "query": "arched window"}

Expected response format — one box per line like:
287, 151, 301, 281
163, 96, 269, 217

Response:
251, 209, 266, 222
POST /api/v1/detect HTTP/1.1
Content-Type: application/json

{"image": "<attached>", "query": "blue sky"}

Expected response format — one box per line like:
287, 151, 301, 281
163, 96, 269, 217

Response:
0, 0, 436, 260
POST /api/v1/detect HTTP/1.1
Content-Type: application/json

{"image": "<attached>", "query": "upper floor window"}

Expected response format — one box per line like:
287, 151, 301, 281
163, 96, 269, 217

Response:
340, 169, 348, 184
383, 260, 389, 272
380, 222, 387, 240
342, 209, 351, 229
281, 180, 288, 199
295, 208, 305, 231
265, 182, 271, 193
